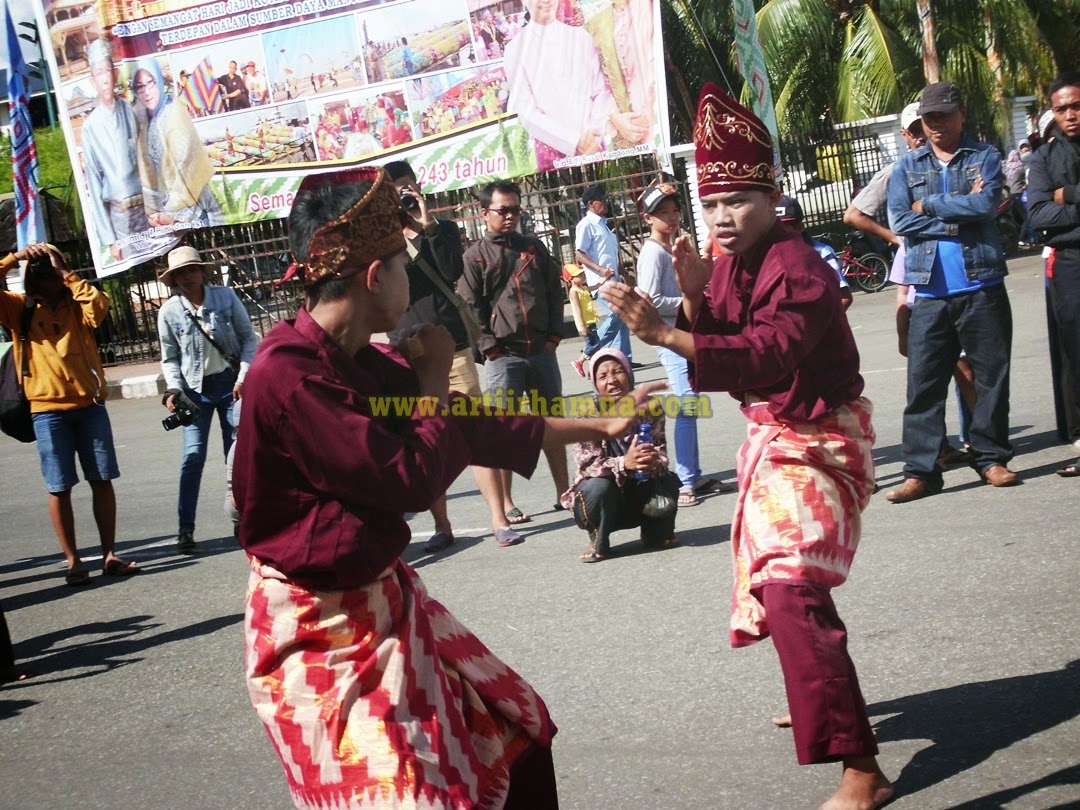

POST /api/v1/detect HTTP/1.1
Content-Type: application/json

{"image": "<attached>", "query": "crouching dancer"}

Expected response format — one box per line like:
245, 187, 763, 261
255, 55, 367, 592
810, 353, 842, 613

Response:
603, 86, 893, 810
234, 167, 658, 810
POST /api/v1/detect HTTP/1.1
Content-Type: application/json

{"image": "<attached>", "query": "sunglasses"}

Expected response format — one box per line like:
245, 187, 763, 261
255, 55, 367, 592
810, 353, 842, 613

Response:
486, 206, 521, 217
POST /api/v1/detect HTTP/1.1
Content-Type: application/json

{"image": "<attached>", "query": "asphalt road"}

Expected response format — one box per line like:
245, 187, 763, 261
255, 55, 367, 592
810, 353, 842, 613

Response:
1, 252, 1078, 809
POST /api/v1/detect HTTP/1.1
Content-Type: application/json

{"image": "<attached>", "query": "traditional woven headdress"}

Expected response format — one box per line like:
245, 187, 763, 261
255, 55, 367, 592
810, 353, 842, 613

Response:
281, 167, 410, 288
693, 83, 775, 196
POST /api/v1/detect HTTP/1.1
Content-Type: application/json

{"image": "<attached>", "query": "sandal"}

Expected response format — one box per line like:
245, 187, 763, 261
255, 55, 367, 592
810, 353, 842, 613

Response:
1056, 464, 1080, 478
423, 531, 454, 553
504, 507, 531, 525
694, 478, 735, 494
494, 527, 524, 548
678, 489, 699, 507
65, 568, 92, 587
579, 549, 606, 563
102, 558, 140, 577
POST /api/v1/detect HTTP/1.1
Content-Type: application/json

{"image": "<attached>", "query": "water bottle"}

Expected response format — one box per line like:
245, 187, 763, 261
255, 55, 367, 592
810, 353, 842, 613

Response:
634, 422, 652, 481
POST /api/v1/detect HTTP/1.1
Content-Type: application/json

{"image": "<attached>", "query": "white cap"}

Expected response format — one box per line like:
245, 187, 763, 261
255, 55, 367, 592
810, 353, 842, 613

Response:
1038, 109, 1056, 140
900, 102, 921, 131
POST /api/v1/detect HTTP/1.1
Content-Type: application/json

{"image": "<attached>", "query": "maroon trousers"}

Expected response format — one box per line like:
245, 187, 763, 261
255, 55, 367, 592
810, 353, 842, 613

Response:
758, 583, 878, 765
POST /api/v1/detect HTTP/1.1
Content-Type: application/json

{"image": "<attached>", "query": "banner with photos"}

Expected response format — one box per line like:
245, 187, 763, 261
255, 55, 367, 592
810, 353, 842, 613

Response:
30, 0, 670, 277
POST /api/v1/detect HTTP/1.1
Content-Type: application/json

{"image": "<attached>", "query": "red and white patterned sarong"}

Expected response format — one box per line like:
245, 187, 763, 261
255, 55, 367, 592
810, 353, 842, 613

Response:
729, 398, 876, 647
244, 557, 555, 809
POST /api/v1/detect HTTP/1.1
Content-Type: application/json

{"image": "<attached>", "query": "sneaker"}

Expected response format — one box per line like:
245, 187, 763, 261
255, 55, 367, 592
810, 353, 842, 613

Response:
572, 356, 587, 378
177, 531, 197, 555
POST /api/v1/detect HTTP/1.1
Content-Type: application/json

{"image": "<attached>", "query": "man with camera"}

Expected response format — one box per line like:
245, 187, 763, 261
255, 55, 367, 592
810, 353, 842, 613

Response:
0, 243, 135, 585
158, 245, 259, 554
382, 161, 522, 550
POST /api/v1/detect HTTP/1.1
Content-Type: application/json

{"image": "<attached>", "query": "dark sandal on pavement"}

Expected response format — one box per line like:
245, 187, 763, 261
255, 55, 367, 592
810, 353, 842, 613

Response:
423, 531, 454, 553
102, 558, 140, 576
504, 507, 531, 524
494, 527, 524, 547
1057, 464, 1080, 478
694, 478, 734, 494
65, 568, 92, 587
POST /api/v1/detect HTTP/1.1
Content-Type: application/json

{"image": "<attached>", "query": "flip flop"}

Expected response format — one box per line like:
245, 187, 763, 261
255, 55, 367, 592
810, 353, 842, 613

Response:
494, 527, 524, 548
1056, 464, 1080, 478
579, 550, 606, 563
694, 478, 735, 494
504, 507, 531, 525
65, 568, 92, 587
102, 558, 140, 577
423, 531, 454, 553
678, 489, 699, 507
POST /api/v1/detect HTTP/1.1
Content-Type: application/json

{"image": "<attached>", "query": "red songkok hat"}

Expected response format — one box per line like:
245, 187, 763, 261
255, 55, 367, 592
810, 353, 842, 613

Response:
693, 83, 776, 196
281, 166, 410, 288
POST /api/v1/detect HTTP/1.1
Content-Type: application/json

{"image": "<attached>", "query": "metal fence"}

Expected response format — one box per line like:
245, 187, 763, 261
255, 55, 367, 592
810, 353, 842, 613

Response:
54, 122, 886, 367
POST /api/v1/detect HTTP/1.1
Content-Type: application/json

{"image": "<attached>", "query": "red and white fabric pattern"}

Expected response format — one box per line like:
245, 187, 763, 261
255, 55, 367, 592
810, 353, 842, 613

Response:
244, 557, 554, 809
729, 398, 876, 647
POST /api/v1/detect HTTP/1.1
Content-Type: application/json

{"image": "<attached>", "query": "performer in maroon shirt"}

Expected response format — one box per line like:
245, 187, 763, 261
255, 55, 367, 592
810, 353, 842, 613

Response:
234, 166, 657, 810
603, 86, 893, 810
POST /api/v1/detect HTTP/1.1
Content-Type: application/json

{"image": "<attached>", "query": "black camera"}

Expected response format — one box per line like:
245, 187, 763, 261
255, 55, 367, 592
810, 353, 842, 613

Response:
401, 192, 421, 212
162, 392, 200, 431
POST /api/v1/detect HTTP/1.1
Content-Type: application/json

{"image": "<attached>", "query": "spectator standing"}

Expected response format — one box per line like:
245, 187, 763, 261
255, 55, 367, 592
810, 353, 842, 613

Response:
1027, 70, 1080, 472
461, 180, 570, 526
384, 160, 521, 550
886, 82, 1017, 503
635, 182, 730, 505
564, 263, 601, 378
158, 246, 259, 553
0, 244, 136, 585
574, 183, 634, 362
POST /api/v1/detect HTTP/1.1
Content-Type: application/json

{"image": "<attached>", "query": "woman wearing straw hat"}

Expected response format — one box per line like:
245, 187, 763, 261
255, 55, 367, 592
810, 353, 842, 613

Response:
157, 245, 258, 554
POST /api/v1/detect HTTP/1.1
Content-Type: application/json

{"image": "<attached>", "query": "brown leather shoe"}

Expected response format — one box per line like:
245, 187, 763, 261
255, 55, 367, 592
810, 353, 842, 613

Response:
982, 465, 1019, 487
885, 478, 935, 504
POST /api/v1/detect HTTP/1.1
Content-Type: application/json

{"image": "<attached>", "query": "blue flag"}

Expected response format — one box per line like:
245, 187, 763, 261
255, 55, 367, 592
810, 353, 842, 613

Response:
6, 8, 47, 248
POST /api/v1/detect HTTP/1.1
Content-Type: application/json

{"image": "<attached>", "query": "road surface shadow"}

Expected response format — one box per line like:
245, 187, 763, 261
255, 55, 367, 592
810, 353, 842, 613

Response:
869, 659, 1080, 802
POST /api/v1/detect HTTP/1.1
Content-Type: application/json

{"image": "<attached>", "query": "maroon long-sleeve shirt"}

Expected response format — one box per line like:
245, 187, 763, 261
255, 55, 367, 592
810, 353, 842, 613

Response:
678, 224, 863, 422
234, 307, 544, 589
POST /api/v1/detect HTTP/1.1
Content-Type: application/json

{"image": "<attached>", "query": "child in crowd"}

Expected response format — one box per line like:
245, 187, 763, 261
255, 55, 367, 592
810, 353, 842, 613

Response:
564, 262, 603, 378
777, 195, 854, 310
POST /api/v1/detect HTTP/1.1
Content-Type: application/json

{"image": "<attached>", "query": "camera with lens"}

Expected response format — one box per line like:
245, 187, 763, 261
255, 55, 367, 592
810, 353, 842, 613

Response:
162, 391, 200, 431
400, 191, 421, 212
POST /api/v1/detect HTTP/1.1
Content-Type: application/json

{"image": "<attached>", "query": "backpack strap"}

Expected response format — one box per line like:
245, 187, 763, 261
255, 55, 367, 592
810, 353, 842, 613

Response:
18, 301, 35, 383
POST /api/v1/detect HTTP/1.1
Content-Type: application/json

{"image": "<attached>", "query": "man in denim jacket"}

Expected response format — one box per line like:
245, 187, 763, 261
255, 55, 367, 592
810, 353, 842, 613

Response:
885, 82, 1017, 503
158, 246, 259, 552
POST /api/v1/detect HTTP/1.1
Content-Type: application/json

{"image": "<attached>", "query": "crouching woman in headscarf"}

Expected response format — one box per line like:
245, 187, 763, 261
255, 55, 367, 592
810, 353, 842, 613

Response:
234, 167, 660, 810
560, 348, 681, 563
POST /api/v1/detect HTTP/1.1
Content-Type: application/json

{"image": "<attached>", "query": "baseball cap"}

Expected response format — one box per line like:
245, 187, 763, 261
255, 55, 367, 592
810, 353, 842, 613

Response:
900, 102, 922, 131
561, 263, 585, 283
917, 82, 963, 116
775, 195, 804, 223
639, 183, 679, 214
581, 184, 606, 205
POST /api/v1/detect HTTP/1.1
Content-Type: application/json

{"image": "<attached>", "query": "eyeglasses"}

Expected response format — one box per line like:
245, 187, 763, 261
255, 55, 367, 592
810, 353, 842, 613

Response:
1051, 101, 1080, 115
135, 78, 157, 91
487, 206, 521, 217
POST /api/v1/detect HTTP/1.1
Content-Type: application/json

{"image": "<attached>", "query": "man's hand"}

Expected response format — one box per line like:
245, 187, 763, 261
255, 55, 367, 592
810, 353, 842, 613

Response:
17, 243, 71, 280
399, 184, 435, 229
232, 382, 243, 401
672, 235, 711, 300
1055, 188, 1066, 205
544, 338, 558, 354
911, 199, 924, 214
164, 393, 178, 413
397, 324, 454, 402
576, 129, 603, 156
601, 283, 668, 345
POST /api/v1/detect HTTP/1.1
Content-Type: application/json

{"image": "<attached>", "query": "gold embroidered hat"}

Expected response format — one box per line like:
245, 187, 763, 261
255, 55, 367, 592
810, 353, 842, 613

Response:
693, 83, 775, 196
282, 167, 410, 288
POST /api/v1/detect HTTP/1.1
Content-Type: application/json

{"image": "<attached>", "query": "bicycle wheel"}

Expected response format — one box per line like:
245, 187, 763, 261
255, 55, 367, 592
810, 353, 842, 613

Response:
853, 252, 889, 293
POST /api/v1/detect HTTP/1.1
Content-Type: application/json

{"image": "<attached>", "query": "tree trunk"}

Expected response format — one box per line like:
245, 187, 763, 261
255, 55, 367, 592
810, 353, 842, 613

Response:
916, 0, 941, 84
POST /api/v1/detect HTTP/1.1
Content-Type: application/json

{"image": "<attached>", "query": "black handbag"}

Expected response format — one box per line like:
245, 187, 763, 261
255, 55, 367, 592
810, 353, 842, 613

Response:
0, 303, 38, 443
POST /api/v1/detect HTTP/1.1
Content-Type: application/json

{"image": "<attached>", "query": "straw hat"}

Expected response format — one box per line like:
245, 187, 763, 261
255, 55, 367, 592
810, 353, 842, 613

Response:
159, 245, 213, 286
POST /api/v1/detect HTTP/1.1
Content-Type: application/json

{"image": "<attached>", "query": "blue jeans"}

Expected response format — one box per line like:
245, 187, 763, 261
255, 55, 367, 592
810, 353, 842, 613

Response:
655, 345, 700, 490
178, 370, 236, 533
33, 403, 120, 493
582, 325, 601, 358
593, 297, 633, 361
903, 285, 1013, 487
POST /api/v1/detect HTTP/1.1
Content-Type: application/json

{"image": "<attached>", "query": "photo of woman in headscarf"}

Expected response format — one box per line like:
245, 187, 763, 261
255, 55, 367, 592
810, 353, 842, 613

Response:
132, 57, 225, 228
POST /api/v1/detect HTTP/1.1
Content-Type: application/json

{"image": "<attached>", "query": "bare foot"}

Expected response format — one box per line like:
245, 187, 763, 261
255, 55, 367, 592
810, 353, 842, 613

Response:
772, 713, 792, 728
818, 758, 893, 810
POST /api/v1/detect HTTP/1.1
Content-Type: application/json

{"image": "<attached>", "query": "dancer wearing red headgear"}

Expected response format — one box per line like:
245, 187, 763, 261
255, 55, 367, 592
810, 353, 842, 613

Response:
234, 167, 662, 809
603, 86, 893, 810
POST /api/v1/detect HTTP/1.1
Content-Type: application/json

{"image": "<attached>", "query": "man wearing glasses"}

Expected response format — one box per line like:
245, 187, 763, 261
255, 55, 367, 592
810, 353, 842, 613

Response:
461, 180, 570, 530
